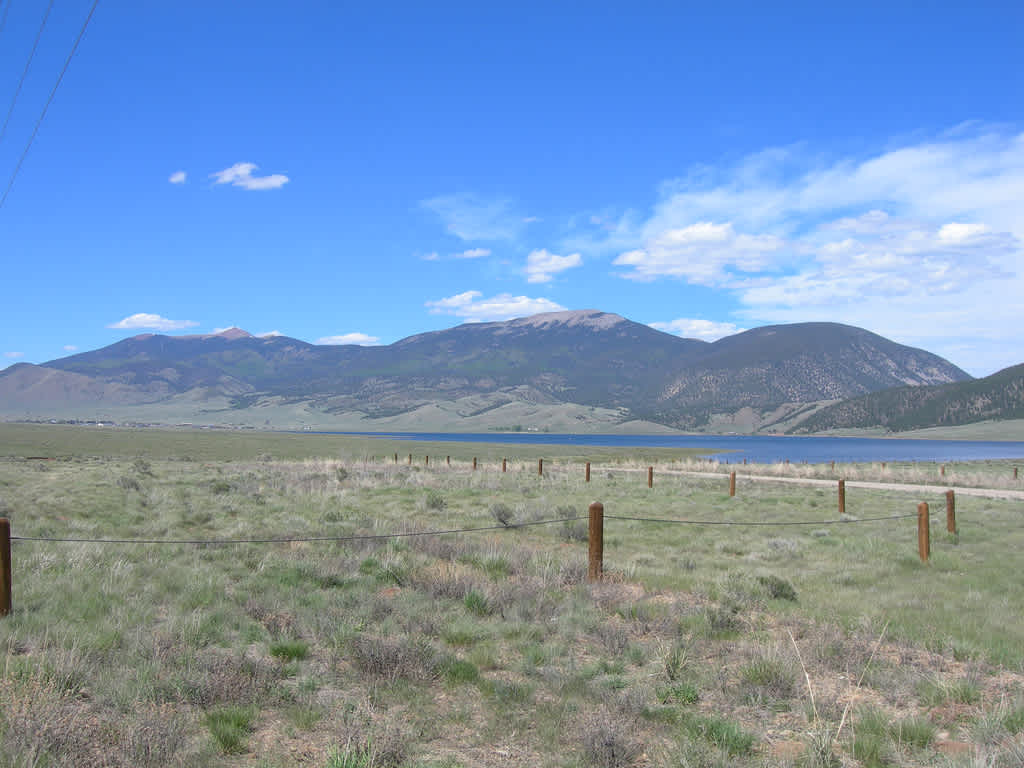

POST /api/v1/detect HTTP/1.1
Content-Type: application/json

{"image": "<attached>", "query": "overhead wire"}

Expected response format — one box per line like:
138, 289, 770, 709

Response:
0, 0, 99, 210
0, 0, 12, 48
0, 0, 55, 145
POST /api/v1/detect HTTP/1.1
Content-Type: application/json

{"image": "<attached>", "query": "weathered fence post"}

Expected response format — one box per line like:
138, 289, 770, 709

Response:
830, 460, 835, 471
408, 453, 412, 465
647, 466, 653, 488
425, 455, 429, 467
1015, 466, 1019, 480
538, 458, 543, 476
918, 502, 930, 562
585, 462, 591, 483
502, 458, 507, 473
946, 490, 956, 534
940, 465, 945, 477
729, 471, 736, 497
446, 455, 450, 466
394, 453, 398, 464
472, 457, 477, 471
0, 518, 11, 617
838, 479, 846, 517
588, 502, 604, 582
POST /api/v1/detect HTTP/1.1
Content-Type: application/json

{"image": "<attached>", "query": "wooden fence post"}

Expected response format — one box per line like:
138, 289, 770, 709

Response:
538, 459, 543, 476
1015, 466, 1018, 480
446, 455, 450, 466
502, 458, 507, 473
394, 453, 398, 464
729, 471, 736, 497
0, 518, 11, 617
407, 454, 412, 465
425, 455, 429, 467
830, 460, 835, 471
918, 502, 930, 562
588, 502, 604, 582
946, 490, 956, 534
940, 465, 945, 477
838, 479, 846, 517
647, 466, 653, 488
585, 462, 591, 483
472, 457, 477, 471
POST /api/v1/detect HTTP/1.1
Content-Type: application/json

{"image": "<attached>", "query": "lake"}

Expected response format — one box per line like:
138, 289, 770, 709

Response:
332, 432, 1024, 464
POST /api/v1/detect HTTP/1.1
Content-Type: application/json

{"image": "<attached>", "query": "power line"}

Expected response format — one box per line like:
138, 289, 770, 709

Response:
0, 0, 55, 146
0, 1, 13, 48
0, 0, 99, 210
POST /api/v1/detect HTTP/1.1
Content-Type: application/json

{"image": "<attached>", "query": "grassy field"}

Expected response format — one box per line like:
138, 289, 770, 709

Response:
1, 425, 1023, 767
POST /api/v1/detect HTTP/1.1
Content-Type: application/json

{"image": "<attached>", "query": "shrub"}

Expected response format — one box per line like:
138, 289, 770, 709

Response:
757, 574, 798, 601
425, 490, 446, 510
559, 518, 589, 542
489, 502, 514, 527
349, 634, 438, 682
579, 709, 642, 768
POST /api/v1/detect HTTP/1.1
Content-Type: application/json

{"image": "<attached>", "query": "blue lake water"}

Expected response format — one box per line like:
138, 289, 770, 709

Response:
329, 431, 1024, 465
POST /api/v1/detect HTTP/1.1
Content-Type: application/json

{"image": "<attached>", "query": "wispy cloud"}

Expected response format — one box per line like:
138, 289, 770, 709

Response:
649, 318, 746, 342
526, 249, 582, 283
63, 344, 78, 351
168, 170, 186, 184
3, 351, 23, 359
108, 313, 200, 332
257, 330, 283, 338
454, 248, 491, 259
426, 290, 566, 322
421, 194, 523, 241
210, 162, 289, 191
317, 333, 381, 346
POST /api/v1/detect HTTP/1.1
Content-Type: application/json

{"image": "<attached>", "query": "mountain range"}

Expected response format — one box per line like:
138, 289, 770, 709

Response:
0, 310, 985, 433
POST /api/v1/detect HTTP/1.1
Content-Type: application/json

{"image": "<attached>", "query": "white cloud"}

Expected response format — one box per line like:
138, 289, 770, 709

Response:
420, 252, 440, 261
613, 222, 784, 284
4, 351, 23, 359
649, 318, 746, 342
454, 248, 491, 259
210, 162, 289, 191
257, 331, 283, 338
107, 313, 200, 332
168, 170, 186, 184
597, 126, 1024, 374
938, 222, 988, 243
525, 249, 582, 283
425, 290, 566, 322
317, 333, 381, 346
421, 195, 522, 241
63, 345, 78, 351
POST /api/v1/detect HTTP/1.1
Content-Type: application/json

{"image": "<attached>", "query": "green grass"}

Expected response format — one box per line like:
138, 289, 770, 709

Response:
1, 424, 1023, 767
206, 705, 258, 754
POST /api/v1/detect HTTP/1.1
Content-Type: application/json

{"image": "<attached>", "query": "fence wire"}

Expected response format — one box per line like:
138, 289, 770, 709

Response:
7, 510, 922, 546
604, 513, 918, 526
9, 516, 585, 546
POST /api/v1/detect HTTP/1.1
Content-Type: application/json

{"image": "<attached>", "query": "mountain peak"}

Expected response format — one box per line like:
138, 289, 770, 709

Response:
503, 310, 627, 331
212, 327, 253, 340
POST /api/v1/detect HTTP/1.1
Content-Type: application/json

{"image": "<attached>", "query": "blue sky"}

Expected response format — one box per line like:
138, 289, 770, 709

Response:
1, 1, 1022, 377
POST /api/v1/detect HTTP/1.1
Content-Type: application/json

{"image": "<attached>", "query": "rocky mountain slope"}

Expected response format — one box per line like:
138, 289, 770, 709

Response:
790, 362, 1024, 433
